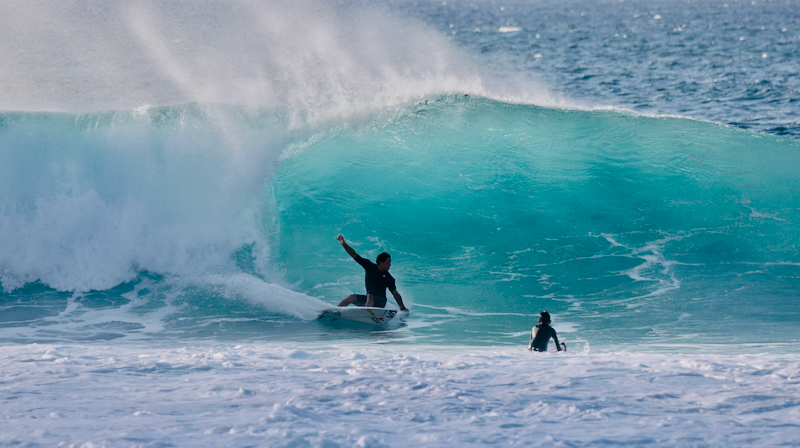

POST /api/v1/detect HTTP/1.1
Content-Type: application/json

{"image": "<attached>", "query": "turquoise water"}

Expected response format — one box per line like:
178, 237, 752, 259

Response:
1, 0, 799, 350
2, 98, 798, 349
274, 96, 800, 348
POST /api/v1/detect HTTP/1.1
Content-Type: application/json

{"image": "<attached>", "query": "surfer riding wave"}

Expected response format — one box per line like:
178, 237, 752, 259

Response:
336, 235, 409, 312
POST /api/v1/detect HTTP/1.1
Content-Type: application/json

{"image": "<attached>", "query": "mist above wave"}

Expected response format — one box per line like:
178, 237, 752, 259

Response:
0, 0, 557, 120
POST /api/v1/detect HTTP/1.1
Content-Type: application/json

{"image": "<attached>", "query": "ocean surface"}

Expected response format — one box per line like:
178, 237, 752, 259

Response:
1, 0, 799, 446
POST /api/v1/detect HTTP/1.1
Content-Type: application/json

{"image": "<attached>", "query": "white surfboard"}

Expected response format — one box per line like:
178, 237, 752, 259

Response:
318, 307, 400, 324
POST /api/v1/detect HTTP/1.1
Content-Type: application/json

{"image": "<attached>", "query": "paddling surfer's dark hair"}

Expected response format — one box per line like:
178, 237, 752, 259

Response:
540, 311, 551, 324
376, 252, 391, 264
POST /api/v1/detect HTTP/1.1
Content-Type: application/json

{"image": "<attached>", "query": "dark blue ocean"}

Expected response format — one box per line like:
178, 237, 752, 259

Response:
1, 1, 799, 446
400, 0, 800, 137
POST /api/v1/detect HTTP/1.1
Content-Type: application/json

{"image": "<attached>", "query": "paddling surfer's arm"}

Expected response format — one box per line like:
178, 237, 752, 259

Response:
391, 289, 408, 312
552, 329, 562, 351
336, 235, 359, 259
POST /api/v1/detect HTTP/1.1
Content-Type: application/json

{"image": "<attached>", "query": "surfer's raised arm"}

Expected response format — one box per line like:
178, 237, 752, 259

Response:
336, 235, 359, 260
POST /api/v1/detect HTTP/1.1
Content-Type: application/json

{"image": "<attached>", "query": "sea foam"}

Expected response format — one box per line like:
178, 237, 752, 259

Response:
2, 343, 799, 447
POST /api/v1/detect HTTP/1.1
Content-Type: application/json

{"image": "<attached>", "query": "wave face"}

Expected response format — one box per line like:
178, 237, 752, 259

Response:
274, 96, 800, 349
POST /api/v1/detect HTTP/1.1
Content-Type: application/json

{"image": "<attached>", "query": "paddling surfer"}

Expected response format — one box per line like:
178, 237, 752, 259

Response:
336, 235, 409, 312
528, 311, 563, 352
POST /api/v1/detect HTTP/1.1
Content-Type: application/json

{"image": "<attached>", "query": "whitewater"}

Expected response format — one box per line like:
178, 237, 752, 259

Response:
1, 0, 799, 446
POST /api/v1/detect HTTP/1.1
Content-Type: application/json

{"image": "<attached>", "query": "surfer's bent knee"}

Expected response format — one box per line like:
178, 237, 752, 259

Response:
338, 294, 357, 307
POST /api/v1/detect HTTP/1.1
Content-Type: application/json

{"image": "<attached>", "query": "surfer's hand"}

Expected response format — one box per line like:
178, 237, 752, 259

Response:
400, 308, 409, 312
336, 235, 344, 244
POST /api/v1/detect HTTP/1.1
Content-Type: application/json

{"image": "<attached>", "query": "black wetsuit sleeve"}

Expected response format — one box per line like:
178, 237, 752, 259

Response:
552, 328, 561, 351
353, 254, 370, 269
387, 275, 396, 293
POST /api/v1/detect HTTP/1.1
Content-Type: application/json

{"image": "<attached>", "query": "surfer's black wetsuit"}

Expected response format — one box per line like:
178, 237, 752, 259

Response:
351, 254, 396, 308
529, 323, 561, 352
